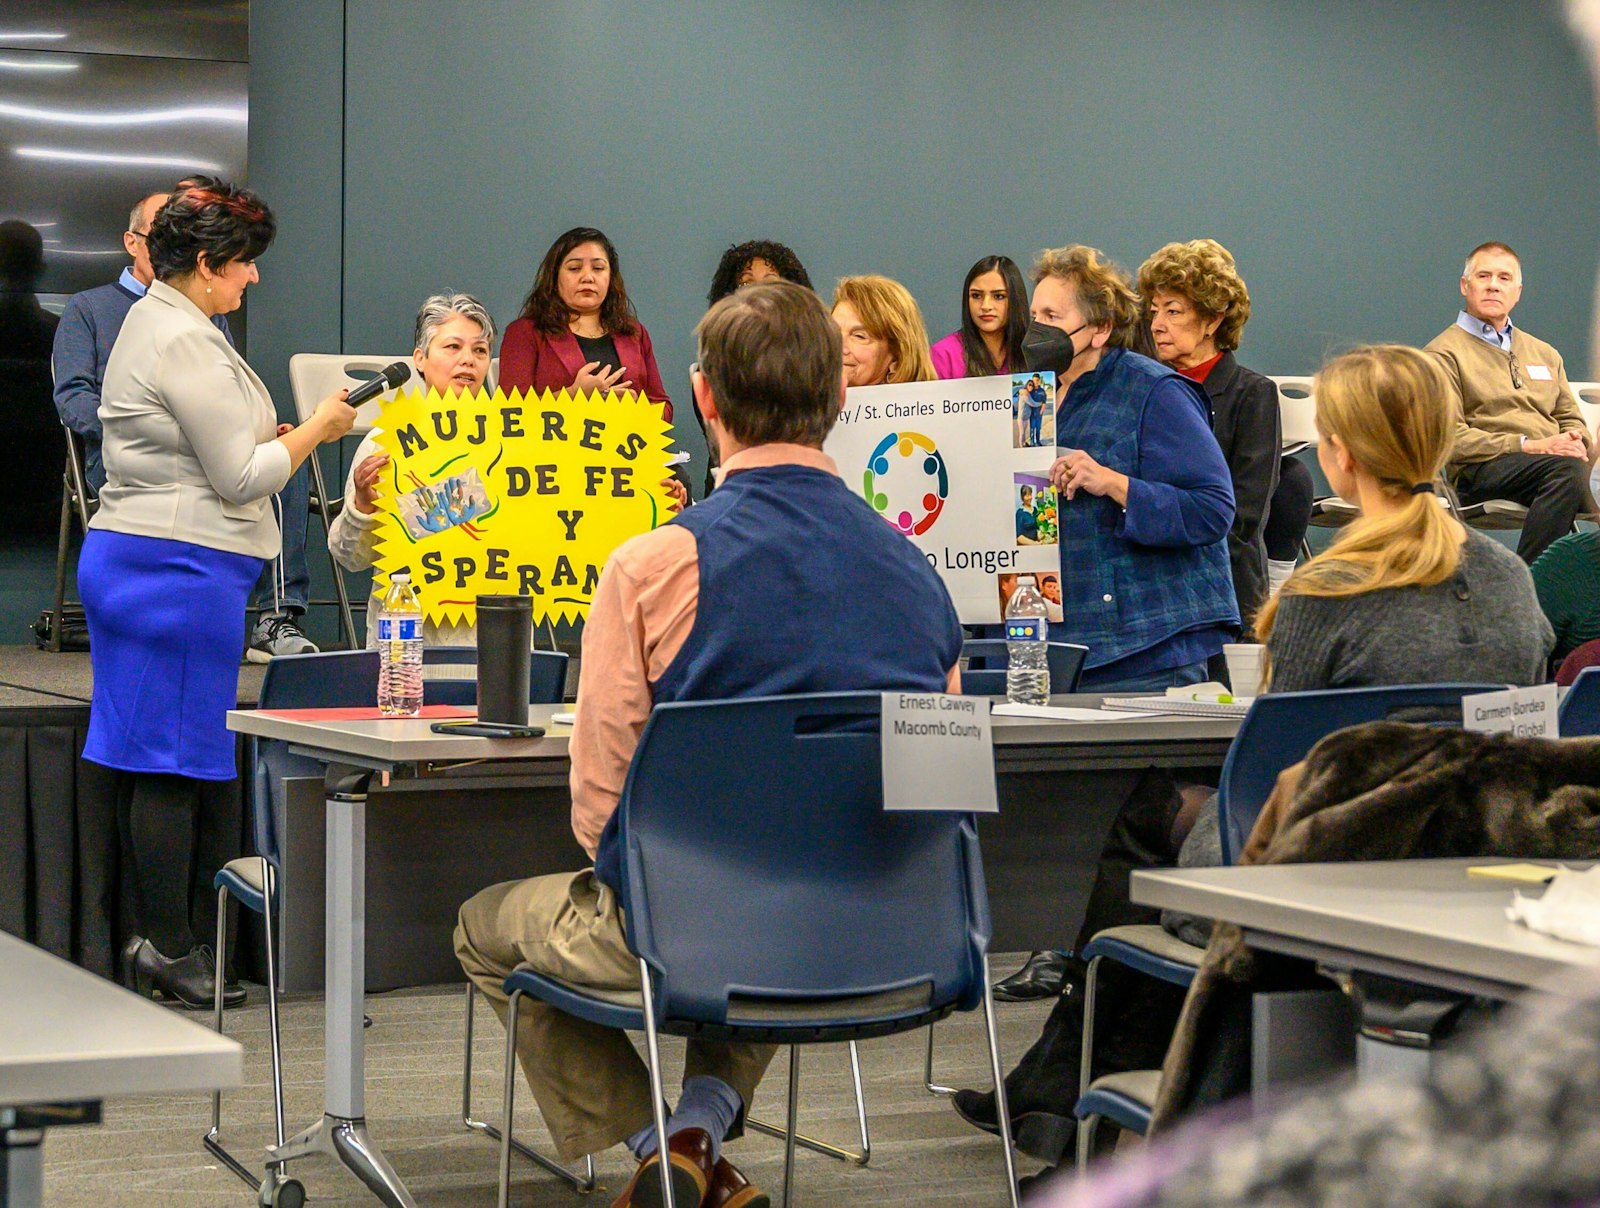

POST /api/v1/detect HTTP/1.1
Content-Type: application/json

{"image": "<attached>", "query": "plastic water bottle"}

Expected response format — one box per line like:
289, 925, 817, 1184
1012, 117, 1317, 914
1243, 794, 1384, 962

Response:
1005, 576, 1051, 706
377, 573, 423, 717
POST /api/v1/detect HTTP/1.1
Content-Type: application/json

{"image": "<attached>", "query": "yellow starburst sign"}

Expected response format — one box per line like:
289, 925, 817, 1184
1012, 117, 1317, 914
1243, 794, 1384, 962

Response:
371, 387, 675, 628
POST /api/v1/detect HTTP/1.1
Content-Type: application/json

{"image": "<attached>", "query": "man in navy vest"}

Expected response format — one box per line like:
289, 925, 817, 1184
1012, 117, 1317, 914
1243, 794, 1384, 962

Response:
455, 281, 962, 1208
51, 188, 319, 661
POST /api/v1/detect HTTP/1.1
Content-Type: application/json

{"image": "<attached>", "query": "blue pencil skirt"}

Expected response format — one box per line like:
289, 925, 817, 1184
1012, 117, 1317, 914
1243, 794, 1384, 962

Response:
80, 530, 265, 780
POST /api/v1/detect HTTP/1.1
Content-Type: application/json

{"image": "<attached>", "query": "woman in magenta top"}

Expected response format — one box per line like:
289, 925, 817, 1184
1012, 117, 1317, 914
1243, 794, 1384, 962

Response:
498, 226, 672, 421
930, 254, 1029, 379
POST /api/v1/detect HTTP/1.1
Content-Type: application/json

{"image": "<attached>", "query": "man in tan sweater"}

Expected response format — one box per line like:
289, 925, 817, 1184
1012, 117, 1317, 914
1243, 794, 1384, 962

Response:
1427, 241, 1593, 562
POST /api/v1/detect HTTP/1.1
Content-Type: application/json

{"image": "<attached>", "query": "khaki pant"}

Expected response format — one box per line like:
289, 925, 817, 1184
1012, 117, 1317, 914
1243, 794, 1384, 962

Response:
455, 870, 776, 1160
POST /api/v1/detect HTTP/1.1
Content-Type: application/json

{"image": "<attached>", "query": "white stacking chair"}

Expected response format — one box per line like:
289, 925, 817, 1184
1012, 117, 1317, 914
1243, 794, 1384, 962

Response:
1570, 381, 1600, 436
1271, 376, 1333, 556
287, 353, 414, 647
1271, 376, 1318, 457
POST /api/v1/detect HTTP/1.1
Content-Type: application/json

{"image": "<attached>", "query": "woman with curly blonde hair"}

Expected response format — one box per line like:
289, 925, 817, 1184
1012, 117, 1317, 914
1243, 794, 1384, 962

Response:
831, 274, 935, 386
1139, 238, 1282, 625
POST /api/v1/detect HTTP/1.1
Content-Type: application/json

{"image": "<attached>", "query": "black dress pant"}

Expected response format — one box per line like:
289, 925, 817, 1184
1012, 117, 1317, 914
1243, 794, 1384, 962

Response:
993, 769, 1191, 1161
116, 771, 234, 957
1453, 451, 1590, 563
1265, 455, 1314, 562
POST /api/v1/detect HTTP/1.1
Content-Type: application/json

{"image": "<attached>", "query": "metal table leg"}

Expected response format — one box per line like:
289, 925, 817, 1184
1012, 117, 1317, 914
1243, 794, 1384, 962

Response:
264, 773, 416, 1208
1, 1112, 43, 1208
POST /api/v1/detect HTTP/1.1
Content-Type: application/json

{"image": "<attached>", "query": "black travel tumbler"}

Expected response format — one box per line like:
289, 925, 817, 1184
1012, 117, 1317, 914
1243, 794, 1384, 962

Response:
475, 595, 532, 725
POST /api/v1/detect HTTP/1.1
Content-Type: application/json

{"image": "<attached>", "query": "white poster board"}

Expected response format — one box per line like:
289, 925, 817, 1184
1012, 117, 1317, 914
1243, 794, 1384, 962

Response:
824, 374, 1060, 624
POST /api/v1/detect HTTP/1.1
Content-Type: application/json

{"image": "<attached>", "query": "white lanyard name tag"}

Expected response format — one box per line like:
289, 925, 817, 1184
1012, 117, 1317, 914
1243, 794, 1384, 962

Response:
880, 693, 998, 812
1462, 684, 1558, 738
1527, 364, 1553, 381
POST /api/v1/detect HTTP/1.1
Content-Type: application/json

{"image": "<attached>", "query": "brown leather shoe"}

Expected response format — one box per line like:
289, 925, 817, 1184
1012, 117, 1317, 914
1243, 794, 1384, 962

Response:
610, 1127, 714, 1208
704, 1157, 769, 1208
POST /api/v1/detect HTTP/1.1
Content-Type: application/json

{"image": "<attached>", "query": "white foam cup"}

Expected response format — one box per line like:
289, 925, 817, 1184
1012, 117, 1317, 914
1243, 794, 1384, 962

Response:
1222, 643, 1265, 698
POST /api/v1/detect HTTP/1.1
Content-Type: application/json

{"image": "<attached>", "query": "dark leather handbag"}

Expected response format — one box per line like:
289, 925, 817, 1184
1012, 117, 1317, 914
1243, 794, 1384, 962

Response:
33, 604, 90, 652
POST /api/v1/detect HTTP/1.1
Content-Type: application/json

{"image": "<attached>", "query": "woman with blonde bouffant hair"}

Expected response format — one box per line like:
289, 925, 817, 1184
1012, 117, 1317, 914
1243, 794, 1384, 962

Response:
831, 274, 936, 386
1255, 344, 1552, 692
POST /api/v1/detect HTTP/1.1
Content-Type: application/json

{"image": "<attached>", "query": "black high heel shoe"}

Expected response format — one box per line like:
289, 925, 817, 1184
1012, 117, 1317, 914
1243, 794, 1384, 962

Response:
122, 936, 247, 1009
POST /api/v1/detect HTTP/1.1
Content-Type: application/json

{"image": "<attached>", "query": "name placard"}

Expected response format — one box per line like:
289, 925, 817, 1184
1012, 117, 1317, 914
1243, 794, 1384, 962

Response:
1462, 684, 1559, 738
880, 693, 998, 813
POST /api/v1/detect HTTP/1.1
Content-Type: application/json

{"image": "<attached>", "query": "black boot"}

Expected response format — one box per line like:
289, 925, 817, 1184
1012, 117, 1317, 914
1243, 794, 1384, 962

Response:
952, 1085, 1077, 1164
123, 936, 247, 1009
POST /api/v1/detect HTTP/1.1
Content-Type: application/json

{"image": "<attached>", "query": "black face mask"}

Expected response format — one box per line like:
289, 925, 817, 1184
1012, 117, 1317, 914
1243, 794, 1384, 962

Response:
1022, 320, 1088, 375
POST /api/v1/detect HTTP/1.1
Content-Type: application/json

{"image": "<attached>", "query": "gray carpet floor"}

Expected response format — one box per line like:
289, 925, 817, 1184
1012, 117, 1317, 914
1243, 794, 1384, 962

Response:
41, 967, 1056, 1206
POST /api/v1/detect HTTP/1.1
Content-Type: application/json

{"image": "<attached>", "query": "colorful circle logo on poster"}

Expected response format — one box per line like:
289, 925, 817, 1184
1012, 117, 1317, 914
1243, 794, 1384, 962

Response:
864, 431, 948, 536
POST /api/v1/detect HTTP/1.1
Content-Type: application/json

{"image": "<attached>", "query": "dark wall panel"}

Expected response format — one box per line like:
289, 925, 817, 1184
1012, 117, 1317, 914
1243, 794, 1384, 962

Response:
256, 1, 1600, 476
245, 0, 344, 419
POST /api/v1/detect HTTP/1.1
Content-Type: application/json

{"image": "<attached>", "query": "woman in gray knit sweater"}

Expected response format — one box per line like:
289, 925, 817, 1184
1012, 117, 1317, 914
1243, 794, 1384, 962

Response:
1042, 357, 1571, 1208
963, 346, 1554, 1196
1256, 343, 1551, 690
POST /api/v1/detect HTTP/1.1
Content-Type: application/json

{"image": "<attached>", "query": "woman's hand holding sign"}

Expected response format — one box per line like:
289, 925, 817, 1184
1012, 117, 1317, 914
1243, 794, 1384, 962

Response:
352, 453, 391, 515
661, 475, 688, 513
1051, 449, 1129, 508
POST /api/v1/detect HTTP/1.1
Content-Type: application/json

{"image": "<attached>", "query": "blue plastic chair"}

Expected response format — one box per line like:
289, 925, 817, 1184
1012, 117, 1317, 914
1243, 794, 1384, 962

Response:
1559, 667, 1600, 737
1216, 682, 1504, 863
206, 649, 379, 1204
915, 638, 1087, 1101
421, 646, 568, 706
961, 638, 1087, 697
1072, 681, 1501, 1172
494, 693, 1020, 1208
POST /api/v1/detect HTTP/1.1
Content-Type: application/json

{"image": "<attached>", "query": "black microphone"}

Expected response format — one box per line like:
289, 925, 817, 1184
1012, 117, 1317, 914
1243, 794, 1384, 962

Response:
345, 361, 411, 408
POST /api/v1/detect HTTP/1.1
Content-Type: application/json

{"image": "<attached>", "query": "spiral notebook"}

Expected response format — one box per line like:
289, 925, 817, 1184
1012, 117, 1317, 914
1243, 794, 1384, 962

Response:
1099, 695, 1253, 718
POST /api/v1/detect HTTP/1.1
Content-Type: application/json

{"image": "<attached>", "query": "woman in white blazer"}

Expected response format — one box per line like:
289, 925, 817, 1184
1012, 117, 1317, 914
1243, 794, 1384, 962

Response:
82, 182, 356, 1007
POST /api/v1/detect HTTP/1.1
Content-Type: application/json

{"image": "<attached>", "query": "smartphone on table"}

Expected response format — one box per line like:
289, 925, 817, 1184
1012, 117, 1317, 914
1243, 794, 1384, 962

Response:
429, 720, 545, 738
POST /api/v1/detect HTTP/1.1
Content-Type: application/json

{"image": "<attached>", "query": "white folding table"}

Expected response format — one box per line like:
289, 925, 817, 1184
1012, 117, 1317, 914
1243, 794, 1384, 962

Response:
0, 932, 241, 1208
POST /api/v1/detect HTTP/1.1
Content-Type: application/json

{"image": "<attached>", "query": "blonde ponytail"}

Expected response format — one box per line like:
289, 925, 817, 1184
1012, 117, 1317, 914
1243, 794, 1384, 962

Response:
1255, 345, 1461, 684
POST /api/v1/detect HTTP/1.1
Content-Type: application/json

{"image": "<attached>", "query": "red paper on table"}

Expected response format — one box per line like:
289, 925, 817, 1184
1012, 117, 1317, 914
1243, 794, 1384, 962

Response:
256, 705, 476, 721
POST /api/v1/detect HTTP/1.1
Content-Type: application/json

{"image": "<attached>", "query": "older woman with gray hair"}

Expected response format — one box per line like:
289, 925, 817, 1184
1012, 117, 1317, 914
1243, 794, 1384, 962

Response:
328, 290, 496, 645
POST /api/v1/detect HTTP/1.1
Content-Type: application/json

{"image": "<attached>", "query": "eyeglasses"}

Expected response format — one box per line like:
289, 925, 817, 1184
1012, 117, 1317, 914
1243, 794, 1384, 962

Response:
1509, 350, 1523, 390
127, 230, 147, 242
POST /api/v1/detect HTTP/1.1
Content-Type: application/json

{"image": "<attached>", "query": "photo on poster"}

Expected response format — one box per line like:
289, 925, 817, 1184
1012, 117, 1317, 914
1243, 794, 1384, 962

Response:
996, 570, 1063, 622
1010, 371, 1055, 449
1036, 570, 1064, 622
1014, 471, 1058, 547
395, 467, 493, 541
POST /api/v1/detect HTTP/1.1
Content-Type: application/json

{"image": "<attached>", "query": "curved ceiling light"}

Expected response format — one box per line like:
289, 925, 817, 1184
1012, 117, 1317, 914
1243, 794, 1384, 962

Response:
0, 32, 67, 41
0, 57, 78, 71
17, 147, 224, 171
0, 102, 246, 126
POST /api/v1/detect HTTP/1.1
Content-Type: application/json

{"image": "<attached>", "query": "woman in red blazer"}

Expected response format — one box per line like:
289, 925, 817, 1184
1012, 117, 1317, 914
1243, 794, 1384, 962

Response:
499, 226, 672, 422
